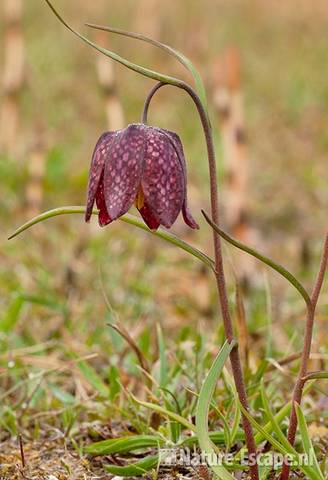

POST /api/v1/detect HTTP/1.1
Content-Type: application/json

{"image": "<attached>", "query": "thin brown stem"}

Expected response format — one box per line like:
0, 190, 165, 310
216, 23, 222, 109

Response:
143, 81, 259, 480
19, 433, 26, 468
281, 231, 328, 480
142, 82, 165, 124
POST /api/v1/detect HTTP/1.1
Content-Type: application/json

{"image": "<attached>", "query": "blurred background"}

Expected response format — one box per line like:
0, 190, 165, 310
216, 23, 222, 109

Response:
0, 0, 327, 427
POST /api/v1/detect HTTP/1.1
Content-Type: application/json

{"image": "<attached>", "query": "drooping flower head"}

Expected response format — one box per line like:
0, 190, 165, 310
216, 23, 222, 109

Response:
85, 124, 199, 230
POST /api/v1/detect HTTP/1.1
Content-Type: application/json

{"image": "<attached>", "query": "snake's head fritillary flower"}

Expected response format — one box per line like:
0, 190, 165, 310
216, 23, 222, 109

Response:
85, 124, 199, 231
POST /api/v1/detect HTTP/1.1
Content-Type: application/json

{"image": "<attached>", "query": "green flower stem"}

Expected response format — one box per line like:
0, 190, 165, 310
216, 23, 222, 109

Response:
202, 210, 311, 307
8, 206, 215, 271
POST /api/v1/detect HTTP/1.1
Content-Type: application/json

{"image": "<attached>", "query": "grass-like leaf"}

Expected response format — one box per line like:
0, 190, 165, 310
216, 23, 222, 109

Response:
233, 393, 294, 463
44, 0, 184, 88
105, 454, 160, 476
130, 394, 196, 432
295, 403, 324, 480
181, 430, 245, 447
76, 359, 109, 398
8, 206, 214, 271
222, 368, 241, 448
260, 383, 296, 452
156, 323, 168, 388
202, 210, 311, 306
303, 371, 328, 381
48, 384, 76, 405
86, 23, 208, 110
249, 381, 313, 446
239, 402, 323, 480
85, 435, 164, 455
85, 431, 246, 458
195, 340, 236, 480
258, 465, 272, 480
1, 293, 24, 333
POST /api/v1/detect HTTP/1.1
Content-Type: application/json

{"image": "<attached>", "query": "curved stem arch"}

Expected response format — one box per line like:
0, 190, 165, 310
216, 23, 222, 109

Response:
142, 80, 259, 480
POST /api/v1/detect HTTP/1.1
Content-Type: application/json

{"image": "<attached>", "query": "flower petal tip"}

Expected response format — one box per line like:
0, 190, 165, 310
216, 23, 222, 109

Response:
183, 207, 199, 230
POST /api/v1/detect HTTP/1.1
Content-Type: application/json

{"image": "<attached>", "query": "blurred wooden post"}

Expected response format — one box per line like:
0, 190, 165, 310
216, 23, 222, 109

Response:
94, 31, 124, 131
0, 0, 26, 155
25, 125, 46, 217
213, 46, 257, 285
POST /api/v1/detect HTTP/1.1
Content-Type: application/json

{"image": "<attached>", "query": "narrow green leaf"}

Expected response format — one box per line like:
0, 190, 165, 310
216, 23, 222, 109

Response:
105, 454, 160, 476
239, 403, 293, 455
202, 210, 311, 306
239, 403, 323, 480
222, 368, 241, 447
234, 383, 313, 462
85, 435, 163, 455
0, 407, 17, 436
259, 465, 272, 480
186, 386, 232, 449
44, 0, 183, 88
156, 323, 168, 388
260, 383, 295, 452
85, 431, 246, 458
1, 293, 24, 333
163, 398, 181, 443
303, 371, 328, 381
255, 382, 312, 442
21, 293, 68, 315
86, 23, 208, 110
8, 207, 214, 271
195, 340, 236, 480
131, 394, 196, 432
181, 430, 245, 448
295, 404, 324, 480
77, 360, 109, 398
48, 383, 76, 405
108, 365, 121, 401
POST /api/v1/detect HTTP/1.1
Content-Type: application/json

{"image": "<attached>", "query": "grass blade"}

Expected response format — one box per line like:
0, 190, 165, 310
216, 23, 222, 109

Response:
202, 210, 311, 306
130, 394, 196, 432
85, 435, 163, 455
295, 403, 324, 479
156, 323, 168, 388
223, 368, 241, 448
1, 293, 24, 333
86, 23, 208, 109
76, 359, 109, 398
260, 383, 295, 451
303, 371, 328, 381
44, 0, 183, 88
253, 381, 314, 445
239, 402, 323, 480
105, 454, 160, 476
8, 207, 214, 271
195, 340, 236, 480
181, 430, 244, 448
